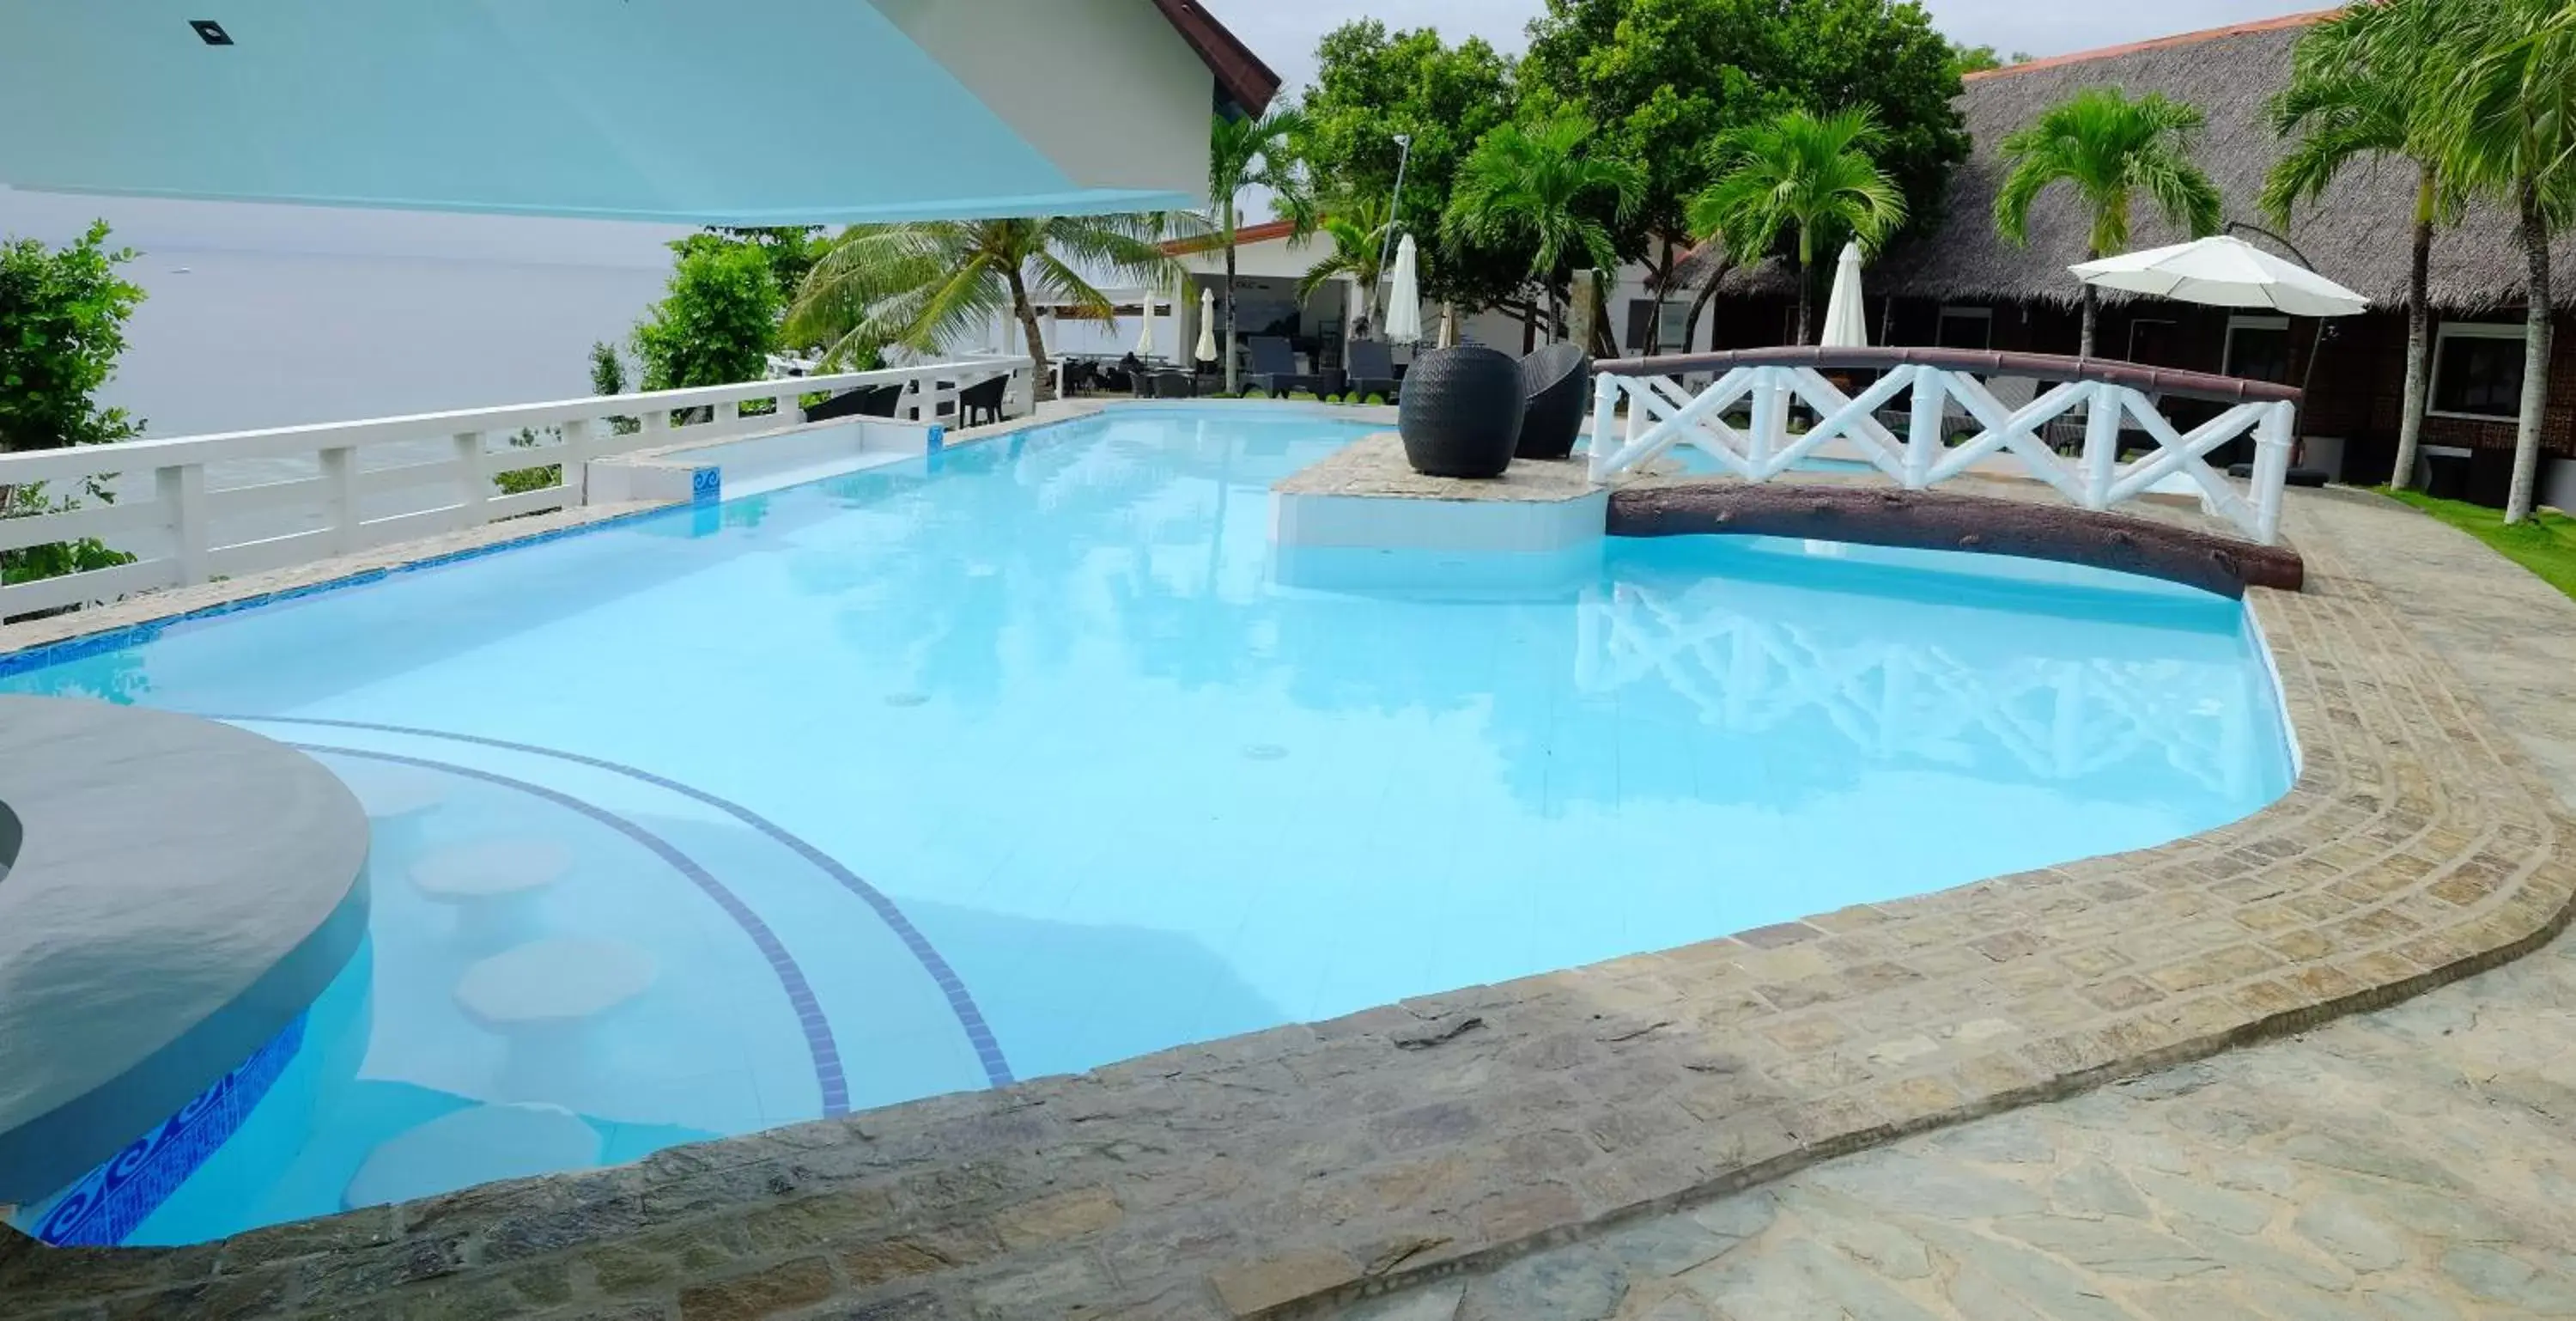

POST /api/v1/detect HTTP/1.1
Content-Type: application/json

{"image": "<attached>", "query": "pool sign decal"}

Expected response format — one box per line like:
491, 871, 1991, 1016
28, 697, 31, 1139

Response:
690, 467, 721, 504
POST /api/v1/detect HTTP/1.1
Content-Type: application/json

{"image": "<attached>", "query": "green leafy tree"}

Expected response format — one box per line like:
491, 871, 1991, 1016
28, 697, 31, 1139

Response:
1443, 117, 1646, 344
1295, 198, 1394, 338
1296, 24, 1529, 323
2263, 0, 2465, 495
2428, 0, 2576, 523
1522, 0, 1968, 345
0, 221, 146, 592
1207, 110, 1313, 392
1994, 87, 2224, 358
1948, 42, 2030, 76
1690, 106, 1908, 344
632, 240, 781, 394
786, 216, 1177, 391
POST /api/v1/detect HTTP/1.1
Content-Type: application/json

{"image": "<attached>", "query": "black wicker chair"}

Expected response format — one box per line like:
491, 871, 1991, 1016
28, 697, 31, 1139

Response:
1146, 371, 1196, 399
957, 375, 1009, 427
1397, 345, 1523, 478
1345, 340, 1401, 402
1516, 344, 1591, 460
802, 382, 904, 423
1247, 337, 1337, 396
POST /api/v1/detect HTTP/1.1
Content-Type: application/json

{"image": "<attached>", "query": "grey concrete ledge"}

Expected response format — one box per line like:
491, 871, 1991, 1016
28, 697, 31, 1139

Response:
0, 697, 371, 1203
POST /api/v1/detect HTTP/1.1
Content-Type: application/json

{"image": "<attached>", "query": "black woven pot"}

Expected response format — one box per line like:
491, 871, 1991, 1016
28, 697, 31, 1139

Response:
1397, 345, 1524, 478
1516, 344, 1591, 460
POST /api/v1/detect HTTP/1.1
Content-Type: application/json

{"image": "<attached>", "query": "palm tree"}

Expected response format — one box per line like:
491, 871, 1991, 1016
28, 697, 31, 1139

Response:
1994, 87, 2224, 358
1688, 107, 1910, 345
2428, 0, 2576, 523
2263, 0, 2463, 494
1207, 109, 1313, 393
1295, 198, 1394, 340
1443, 116, 1644, 344
786, 216, 1179, 392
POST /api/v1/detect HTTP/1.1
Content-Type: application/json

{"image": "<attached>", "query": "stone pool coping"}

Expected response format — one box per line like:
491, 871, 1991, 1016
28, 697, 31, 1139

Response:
3, 484, 2573, 1320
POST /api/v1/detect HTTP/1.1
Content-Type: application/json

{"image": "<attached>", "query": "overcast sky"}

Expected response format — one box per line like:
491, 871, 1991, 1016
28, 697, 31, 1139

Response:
0, 1, 2325, 265
1200, 0, 2326, 95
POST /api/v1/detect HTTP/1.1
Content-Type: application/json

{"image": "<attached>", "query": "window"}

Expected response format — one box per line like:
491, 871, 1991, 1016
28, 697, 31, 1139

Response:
1625, 299, 1698, 354
2430, 322, 2528, 419
2224, 315, 2292, 384
1936, 306, 1991, 350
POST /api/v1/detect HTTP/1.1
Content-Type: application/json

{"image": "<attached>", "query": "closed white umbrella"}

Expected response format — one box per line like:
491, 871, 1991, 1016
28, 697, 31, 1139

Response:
1382, 234, 1425, 344
1819, 240, 1869, 348
2070, 234, 2368, 318
1134, 289, 1157, 356
1195, 285, 1218, 364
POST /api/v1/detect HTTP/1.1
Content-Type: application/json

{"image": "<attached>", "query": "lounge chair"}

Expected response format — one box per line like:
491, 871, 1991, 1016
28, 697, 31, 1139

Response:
1345, 340, 1401, 402
1147, 371, 1196, 399
957, 375, 1009, 428
803, 382, 904, 423
1246, 337, 1336, 396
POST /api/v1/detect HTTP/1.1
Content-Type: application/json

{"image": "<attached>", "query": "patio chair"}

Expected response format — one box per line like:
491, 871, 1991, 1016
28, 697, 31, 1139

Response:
957, 375, 1009, 428
802, 382, 903, 423
1345, 339, 1401, 402
1147, 371, 1196, 399
1246, 337, 1335, 396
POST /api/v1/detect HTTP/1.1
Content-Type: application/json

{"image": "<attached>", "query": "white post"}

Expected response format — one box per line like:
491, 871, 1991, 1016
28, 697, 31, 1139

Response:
2252, 400, 2295, 545
558, 420, 592, 502
157, 464, 209, 586
1750, 368, 1788, 480
773, 392, 800, 425
320, 446, 357, 553
453, 430, 488, 527
1589, 374, 1623, 482
720, 398, 744, 429
642, 406, 671, 437
1905, 368, 1947, 489
2082, 381, 2123, 510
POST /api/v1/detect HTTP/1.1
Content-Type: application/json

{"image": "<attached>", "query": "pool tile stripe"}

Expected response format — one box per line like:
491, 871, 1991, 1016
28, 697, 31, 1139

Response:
233, 716, 1013, 1088
27, 1014, 307, 1247
293, 744, 853, 1117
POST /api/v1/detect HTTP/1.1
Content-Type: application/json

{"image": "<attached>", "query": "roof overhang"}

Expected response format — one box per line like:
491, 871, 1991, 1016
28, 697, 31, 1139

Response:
0, 0, 1274, 224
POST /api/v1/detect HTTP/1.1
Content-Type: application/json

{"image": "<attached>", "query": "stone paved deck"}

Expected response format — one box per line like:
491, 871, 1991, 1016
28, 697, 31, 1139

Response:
4, 487, 2574, 1320
1356, 488, 2576, 1321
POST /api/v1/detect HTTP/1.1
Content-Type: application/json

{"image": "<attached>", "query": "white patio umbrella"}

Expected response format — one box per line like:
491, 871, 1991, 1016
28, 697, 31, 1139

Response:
2069, 234, 2368, 317
1195, 285, 1218, 365
1818, 240, 1869, 348
1134, 289, 1157, 356
1382, 234, 1425, 344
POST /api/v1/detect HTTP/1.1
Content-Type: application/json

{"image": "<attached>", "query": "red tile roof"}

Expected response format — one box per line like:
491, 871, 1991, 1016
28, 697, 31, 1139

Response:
1963, 9, 2339, 82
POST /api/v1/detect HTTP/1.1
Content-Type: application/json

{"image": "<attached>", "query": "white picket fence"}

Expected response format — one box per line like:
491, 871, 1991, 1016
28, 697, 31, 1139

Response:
0, 356, 1031, 619
1587, 348, 2298, 545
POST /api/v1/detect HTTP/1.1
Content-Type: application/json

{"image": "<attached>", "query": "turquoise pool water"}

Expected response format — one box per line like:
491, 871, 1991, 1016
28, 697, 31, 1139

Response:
0, 406, 2293, 1244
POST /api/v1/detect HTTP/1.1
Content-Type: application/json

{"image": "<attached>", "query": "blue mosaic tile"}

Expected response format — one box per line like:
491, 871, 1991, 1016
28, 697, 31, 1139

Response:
33, 1014, 307, 1247
690, 466, 722, 503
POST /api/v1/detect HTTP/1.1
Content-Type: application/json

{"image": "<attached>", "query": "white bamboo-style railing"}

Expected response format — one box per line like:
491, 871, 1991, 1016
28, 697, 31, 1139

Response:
0, 356, 1031, 619
1587, 347, 2300, 546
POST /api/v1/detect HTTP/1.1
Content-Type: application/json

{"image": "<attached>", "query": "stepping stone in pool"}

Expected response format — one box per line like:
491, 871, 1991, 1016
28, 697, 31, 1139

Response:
454, 937, 659, 1032
342, 1102, 601, 1211
410, 839, 573, 945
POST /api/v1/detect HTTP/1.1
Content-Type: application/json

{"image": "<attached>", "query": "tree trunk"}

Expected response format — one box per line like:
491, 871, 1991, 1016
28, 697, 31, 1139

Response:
1222, 199, 1242, 394
1794, 227, 1814, 345
2392, 171, 2436, 492
1642, 237, 1675, 353
1682, 253, 1730, 354
1522, 295, 1538, 353
1004, 267, 1053, 402
2079, 283, 2099, 360
2508, 181, 2553, 524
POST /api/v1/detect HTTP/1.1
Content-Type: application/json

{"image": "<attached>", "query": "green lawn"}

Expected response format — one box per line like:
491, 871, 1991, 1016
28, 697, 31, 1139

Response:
2381, 487, 2576, 601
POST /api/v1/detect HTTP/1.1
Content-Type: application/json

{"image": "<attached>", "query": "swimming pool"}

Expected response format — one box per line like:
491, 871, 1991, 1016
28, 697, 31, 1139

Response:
0, 405, 2294, 1244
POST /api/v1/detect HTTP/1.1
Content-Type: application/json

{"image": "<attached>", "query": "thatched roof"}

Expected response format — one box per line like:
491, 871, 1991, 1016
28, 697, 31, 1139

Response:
1723, 10, 2574, 314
